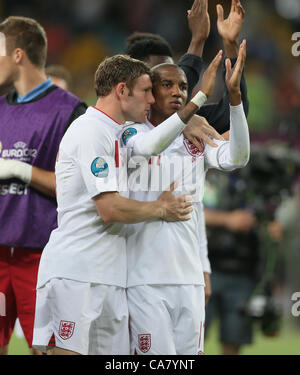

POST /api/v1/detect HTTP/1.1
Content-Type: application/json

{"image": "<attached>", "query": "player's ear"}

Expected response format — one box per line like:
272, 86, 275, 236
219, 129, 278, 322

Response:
115, 82, 127, 99
13, 48, 25, 64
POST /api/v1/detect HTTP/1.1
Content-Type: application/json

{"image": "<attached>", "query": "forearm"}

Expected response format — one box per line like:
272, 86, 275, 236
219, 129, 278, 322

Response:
223, 39, 239, 59
187, 39, 205, 57
204, 207, 228, 227
95, 192, 163, 224
228, 102, 250, 167
132, 96, 207, 157
0, 158, 56, 198
132, 113, 187, 157
30, 167, 56, 198
178, 54, 203, 100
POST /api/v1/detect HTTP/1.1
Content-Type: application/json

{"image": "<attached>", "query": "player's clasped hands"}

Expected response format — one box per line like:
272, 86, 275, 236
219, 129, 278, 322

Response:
158, 182, 193, 222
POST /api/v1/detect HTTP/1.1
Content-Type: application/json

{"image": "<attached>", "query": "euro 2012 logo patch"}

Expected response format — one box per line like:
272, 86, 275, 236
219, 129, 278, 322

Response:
122, 128, 137, 145
91, 157, 109, 178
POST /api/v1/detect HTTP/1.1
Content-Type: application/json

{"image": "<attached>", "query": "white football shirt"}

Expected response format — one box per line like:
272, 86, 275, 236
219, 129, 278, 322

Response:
37, 107, 128, 288
122, 104, 248, 287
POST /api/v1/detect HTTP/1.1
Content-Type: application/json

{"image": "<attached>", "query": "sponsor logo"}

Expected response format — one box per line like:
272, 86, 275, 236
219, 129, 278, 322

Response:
0, 183, 28, 196
59, 320, 75, 340
122, 128, 137, 145
0, 140, 37, 161
91, 157, 109, 178
138, 333, 151, 353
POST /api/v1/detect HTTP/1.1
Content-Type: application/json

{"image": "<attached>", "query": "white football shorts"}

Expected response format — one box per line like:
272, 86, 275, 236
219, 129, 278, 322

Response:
32, 278, 129, 355
127, 284, 205, 355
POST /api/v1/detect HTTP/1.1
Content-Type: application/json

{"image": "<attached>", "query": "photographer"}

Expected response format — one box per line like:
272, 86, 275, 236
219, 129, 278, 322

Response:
203, 169, 260, 355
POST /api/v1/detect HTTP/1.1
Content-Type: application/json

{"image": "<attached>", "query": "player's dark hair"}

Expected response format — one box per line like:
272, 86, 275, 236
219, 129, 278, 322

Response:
94, 54, 151, 97
0, 16, 47, 68
125, 36, 173, 62
126, 31, 168, 47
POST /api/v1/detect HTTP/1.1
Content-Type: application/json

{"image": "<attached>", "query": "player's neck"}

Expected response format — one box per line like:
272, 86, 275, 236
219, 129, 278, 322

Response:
95, 97, 125, 125
149, 112, 167, 127
14, 66, 48, 97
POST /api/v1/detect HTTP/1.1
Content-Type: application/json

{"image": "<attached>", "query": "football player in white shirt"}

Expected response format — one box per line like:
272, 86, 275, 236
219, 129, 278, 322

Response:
121, 40, 249, 354
32, 52, 224, 355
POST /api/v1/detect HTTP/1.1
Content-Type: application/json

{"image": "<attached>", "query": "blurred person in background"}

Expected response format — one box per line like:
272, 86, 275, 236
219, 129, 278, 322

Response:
0, 16, 87, 355
46, 64, 72, 91
269, 174, 300, 329
203, 168, 260, 355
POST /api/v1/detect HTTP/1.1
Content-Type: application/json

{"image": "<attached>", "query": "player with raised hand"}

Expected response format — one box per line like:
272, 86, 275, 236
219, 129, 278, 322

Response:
217, 0, 245, 58
121, 40, 249, 355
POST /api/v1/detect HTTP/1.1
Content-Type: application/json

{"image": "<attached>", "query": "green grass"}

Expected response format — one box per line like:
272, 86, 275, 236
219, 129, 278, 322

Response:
7, 320, 300, 355
205, 319, 300, 355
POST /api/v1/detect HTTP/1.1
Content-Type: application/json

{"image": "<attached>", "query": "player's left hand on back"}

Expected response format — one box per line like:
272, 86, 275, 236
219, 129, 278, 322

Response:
158, 183, 193, 222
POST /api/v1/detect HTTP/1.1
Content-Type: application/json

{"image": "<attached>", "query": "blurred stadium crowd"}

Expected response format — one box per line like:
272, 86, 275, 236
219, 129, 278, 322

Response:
1, 0, 300, 351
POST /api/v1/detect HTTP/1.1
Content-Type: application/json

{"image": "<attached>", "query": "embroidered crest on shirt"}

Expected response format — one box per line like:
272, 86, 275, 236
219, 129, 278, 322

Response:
91, 157, 109, 177
138, 333, 151, 353
59, 320, 75, 340
183, 137, 205, 158
122, 128, 137, 145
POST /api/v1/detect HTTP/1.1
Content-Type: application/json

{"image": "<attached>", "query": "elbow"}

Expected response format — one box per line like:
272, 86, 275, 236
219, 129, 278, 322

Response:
100, 209, 119, 223
233, 153, 250, 169
97, 205, 120, 223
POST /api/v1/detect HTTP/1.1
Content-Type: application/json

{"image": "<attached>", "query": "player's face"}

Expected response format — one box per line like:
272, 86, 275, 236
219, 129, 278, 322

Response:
0, 33, 18, 89
123, 73, 155, 123
151, 66, 188, 120
146, 55, 174, 68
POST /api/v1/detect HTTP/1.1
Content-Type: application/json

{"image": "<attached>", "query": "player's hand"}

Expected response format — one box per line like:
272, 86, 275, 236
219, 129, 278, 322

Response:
225, 39, 246, 104
158, 182, 193, 222
200, 50, 223, 97
187, 0, 210, 42
0, 158, 32, 183
217, 0, 245, 43
225, 209, 256, 232
183, 115, 223, 149
268, 220, 283, 243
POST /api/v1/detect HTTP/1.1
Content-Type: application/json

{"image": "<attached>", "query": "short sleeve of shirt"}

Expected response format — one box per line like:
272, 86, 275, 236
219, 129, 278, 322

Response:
121, 123, 150, 149
76, 125, 119, 198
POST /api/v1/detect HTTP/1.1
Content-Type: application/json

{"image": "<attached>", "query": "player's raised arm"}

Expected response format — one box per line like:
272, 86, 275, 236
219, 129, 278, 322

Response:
187, 0, 210, 57
217, 0, 245, 58
206, 40, 250, 170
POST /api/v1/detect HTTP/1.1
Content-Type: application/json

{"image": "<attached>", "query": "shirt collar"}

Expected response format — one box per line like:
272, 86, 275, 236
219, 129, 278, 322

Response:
17, 78, 54, 103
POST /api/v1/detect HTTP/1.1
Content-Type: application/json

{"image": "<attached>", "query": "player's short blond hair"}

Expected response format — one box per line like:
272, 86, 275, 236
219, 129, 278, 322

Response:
94, 54, 152, 97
